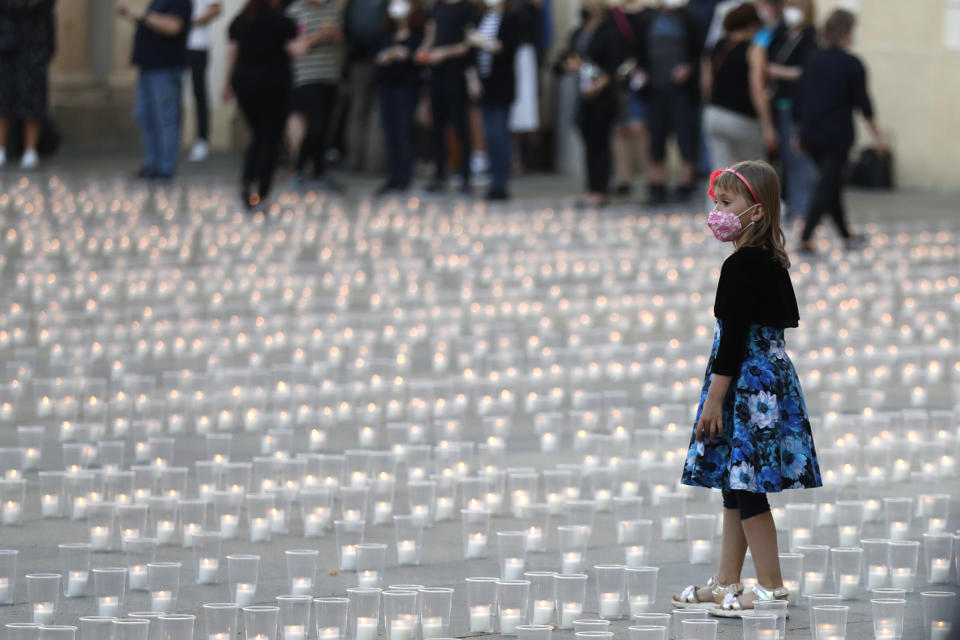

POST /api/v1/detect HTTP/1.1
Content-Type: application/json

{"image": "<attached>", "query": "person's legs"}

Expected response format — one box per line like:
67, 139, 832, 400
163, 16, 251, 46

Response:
801, 146, 847, 242
286, 112, 308, 172
153, 69, 182, 176
134, 72, 160, 174
23, 119, 41, 152
675, 90, 701, 189
612, 123, 632, 191
257, 94, 289, 199
309, 83, 337, 179
0, 116, 8, 148
187, 49, 210, 143
645, 89, 669, 200
346, 60, 376, 171
450, 90, 473, 189
396, 86, 418, 189
429, 77, 450, 183
233, 83, 262, 198
821, 146, 851, 238
295, 84, 322, 176
482, 105, 510, 196
378, 85, 401, 187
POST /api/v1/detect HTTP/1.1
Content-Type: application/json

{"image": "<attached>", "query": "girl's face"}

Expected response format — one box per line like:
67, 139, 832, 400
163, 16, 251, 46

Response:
714, 187, 762, 223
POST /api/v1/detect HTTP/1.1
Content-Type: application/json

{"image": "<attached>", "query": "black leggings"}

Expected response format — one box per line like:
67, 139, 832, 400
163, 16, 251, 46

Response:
186, 49, 209, 141
233, 76, 288, 199
801, 145, 852, 241
721, 489, 771, 521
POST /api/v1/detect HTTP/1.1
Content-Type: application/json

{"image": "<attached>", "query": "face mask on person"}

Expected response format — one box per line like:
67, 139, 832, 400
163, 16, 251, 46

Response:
707, 204, 758, 242
783, 6, 805, 28
388, 0, 411, 19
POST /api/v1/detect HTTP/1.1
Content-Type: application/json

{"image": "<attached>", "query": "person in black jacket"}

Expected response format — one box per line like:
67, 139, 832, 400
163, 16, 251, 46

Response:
634, 0, 703, 204
374, 0, 425, 194
469, 0, 520, 200
793, 9, 886, 252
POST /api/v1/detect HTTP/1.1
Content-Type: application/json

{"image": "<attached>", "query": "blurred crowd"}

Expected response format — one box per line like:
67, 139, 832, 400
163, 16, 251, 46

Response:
1, 0, 885, 243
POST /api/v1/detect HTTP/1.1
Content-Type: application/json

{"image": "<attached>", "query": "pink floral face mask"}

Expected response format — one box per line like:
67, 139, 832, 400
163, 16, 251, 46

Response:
707, 204, 757, 242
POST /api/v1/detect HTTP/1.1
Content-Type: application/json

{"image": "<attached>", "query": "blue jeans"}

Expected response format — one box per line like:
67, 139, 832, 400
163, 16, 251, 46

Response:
775, 104, 815, 219
135, 69, 183, 175
482, 105, 511, 193
379, 84, 418, 189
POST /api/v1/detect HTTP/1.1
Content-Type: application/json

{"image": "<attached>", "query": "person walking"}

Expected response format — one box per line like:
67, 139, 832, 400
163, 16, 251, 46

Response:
470, 0, 521, 201
374, 0, 425, 195
0, 0, 56, 170
794, 9, 886, 252
701, 5, 774, 175
185, 0, 222, 163
675, 160, 820, 614
117, 0, 193, 181
285, 0, 345, 191
765, 0, 817, 220
223, 0, 300, 208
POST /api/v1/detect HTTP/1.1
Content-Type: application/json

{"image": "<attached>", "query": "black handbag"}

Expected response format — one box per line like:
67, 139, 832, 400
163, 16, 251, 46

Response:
849, 148, 894, 190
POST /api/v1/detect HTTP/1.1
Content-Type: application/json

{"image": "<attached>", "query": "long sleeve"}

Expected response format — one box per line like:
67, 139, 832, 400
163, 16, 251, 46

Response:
851, 59, 874, 119
711, 257, 751, 375
712, 318, 750, 376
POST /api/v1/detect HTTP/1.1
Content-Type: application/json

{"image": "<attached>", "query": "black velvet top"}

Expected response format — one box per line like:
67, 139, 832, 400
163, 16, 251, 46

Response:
712, 245, 800, 376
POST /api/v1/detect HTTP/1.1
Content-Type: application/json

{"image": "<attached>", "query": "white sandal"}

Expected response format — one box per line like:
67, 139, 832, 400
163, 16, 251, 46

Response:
709, 583, 790, 618
672, 576, 743, 610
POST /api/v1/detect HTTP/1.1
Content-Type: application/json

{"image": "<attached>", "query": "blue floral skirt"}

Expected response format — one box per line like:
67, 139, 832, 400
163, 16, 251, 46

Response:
681, 321, 822, 493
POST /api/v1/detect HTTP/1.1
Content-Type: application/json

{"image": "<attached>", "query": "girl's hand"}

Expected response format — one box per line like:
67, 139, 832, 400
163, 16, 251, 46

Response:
696, 398, 724, 442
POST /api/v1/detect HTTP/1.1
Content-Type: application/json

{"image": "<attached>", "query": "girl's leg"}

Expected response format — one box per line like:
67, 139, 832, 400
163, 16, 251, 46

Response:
718, 507, 749, 584
734, 491, 785, 608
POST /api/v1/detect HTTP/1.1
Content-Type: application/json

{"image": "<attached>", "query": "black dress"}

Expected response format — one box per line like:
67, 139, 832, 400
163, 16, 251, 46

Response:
0, 0, 56, 118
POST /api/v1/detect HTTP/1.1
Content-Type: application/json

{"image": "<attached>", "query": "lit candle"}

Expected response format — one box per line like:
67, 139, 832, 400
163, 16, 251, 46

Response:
129, 564, 148, 590
98, 595, 120, 616
661, 516, 682, 540
304, 511, 324, 538
421, 616, 444, 639
690, 539, 713, 564
502, 557, 525, 580
561, 551, 582, 575
151, 589, 174, 613
357, 570, 378, 589
0, 577, 9, 603
804, 571, 825, 595
629, 594, 650, 617
625, 545, 646, 568
927, 517, 946, 533
33, 601, 54, 624
890, 567, 913, 590
2, 500, 22, 526
373, 501, 392, 525
470, 604, 493, 632
929, 558, 950, 583
198, 557, 219, 585
156, 519, 175, 545
531, 599, 553, 625
220, 513, 238, 539
560, 602, 583, 628
269, 508, 286, 533
66, 569, 89, 597
791, 527, 812, 549
888, 521, 908, 541
485, 492, 503, 514
540, 432, 558, 452
340, 544, 357, 571
817, 502, 836, 527
90, 524, 111, 551
931, 621, 952, 640
355, 618, 377, 640
499, 608, 523, 635
41, 493, 59, 518
525, 526, 544, 552
546, 492, 563, 515
593, 488, 612, 512
284, 625, 307, 640
235, 582, 256, 606
396, 539, 417, 565
389, 618, 412, 640
250, 516, 270, 542
867, 565, 888, 590
466, 533, 487, 559
599, 592, 621, 619
838, 574, 858, 598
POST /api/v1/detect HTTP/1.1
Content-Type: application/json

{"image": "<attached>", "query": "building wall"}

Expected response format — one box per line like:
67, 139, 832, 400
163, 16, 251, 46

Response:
48, 0, 960, 189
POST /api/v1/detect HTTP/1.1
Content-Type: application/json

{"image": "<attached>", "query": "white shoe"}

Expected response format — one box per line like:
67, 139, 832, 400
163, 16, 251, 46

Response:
0, 147, 6, 167
188, 140, 209, 162
20, 149, 38, 170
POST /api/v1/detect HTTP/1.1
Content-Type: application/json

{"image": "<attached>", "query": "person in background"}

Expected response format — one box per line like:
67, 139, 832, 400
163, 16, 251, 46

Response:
374, 0, 425, 194
285, 0, 345, 191
0, 0, 56, 170
343, 0, 387, 172
794, 9, 885, 253
469, 0, 520, 201
185, 0, 222, 163
556, 0, 616, 207
765, 0, 816, 219
638, 0, 703, 204
701, 5, 774, 176
117, 0, 192, 181
223, 0, 300, 208
416, 0, 479, 194
608, 0, 649, 197
508, 0, 542, 175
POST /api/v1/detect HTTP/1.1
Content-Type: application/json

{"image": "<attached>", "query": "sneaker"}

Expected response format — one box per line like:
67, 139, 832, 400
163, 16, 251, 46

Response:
0, 147, 6, 167
188, 140, 209, 163
20, 149, 38, 170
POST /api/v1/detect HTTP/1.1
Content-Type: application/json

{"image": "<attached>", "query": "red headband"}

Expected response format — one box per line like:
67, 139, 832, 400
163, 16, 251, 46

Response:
708, 168, 759, 203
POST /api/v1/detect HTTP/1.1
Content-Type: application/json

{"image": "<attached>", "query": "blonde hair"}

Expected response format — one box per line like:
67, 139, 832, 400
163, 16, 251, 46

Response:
712, 160, 790, 269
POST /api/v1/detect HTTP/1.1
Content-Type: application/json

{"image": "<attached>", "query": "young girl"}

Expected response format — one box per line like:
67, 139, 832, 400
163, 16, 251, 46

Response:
673, 160, 821, 615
